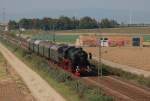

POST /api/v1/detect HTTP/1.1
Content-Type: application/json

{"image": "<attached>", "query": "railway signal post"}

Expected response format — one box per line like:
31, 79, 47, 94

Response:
53, 24, 56, 43
97, 21, 103, 79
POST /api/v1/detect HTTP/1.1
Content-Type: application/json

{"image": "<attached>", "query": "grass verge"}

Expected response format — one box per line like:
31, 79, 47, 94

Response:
0, 37, 114, 101
91, 60, 150, 88
0, 52, 7, 79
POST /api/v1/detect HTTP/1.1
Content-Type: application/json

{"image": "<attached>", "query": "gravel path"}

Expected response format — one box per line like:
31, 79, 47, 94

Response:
0, 43, 66, 101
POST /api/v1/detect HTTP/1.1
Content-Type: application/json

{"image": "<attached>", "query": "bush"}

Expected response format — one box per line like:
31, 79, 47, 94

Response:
86, 88, 114, 101
0, 37, 115, 101
90, 60, 150, 88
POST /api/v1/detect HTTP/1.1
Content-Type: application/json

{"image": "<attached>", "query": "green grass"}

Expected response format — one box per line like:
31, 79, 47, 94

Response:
91, 60, 150, 88
53, 27, 150, 34
10, 27, 150, 36
22, 56, 80, 101
10, 30, 79, 43
0, 52, 6, 79
44, 76, 80, 101
9, 27, 150, 45
0, 41, 80, 101
32, 34, 79, 43
0, 38, 114, 101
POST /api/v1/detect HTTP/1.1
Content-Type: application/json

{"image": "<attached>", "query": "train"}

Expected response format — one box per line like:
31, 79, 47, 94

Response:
0, 33, 93, 77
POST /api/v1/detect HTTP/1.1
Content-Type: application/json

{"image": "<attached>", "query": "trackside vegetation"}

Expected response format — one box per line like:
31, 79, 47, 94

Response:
0, 52, 7, 79
0, 37, 114, 101
91, 60, 150, 88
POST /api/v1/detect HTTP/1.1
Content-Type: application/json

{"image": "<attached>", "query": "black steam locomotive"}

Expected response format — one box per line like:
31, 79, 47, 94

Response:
0, 33, 93, 77
28, 40, 92, 76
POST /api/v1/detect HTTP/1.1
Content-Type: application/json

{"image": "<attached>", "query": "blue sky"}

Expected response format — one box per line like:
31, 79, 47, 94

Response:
0, 0, 150, 23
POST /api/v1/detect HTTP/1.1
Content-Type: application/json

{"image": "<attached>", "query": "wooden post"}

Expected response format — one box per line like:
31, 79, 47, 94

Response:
5, 60, 8, 74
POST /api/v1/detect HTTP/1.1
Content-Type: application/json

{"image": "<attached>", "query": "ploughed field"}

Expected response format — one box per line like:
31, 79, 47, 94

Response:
84, 47, 150, 71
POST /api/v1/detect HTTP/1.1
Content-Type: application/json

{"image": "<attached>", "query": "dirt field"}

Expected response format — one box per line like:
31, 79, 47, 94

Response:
0, 53, 35, 101
84, 47, 150, 71
0, 43, 66, 101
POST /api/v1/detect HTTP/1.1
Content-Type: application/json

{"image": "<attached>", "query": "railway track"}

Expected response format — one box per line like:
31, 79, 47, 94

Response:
1, 33, 150, 101
82, 76, 150, 101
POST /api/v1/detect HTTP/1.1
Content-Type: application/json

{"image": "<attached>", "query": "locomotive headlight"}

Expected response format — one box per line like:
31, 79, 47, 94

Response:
76, 66, 80, 72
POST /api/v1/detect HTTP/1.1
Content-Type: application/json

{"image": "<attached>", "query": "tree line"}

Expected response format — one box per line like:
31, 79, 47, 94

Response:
8, 16, 119, 30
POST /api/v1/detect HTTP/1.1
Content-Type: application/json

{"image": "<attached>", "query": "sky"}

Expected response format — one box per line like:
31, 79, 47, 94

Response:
0, 0, 150, 23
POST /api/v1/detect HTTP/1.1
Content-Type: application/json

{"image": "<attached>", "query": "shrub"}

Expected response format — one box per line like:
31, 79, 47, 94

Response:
0, 37, 115, 101
90, 60, 150, 88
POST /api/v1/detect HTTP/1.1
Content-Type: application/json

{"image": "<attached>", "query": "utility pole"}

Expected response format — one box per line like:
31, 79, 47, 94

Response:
97, 20, 102, 79
19, 23, 22, 47
129, 10, 133, 25
2, 8, 6, 31
2, 8, 6, 24
74, 13, 78, 34
4, 60, 8, 74
53, 24, 56, 43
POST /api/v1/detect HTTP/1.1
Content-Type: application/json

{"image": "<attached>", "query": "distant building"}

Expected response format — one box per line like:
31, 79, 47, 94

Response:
4, 25, 9, 31
99, 35, 143, 47
0, 23, 8, 31
76, 34, 147, 47
76, 35, 98, 47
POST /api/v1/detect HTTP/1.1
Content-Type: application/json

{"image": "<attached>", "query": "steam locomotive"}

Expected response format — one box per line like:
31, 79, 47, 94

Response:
29, 40, 92, 76
0, 33, 92, 76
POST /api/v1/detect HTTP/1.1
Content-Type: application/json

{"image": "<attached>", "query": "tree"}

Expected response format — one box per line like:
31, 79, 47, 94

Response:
8, 16, 120, 31
32, 18, 42, 29
19, 19, 33, 29
8, 20, 18, 30
79, 16, 98, 29
110, 20, 119, 27
100, 18, 119, 28
41, 17, 53, 30
71, 16, 79, 29
56, 16, 73, 30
